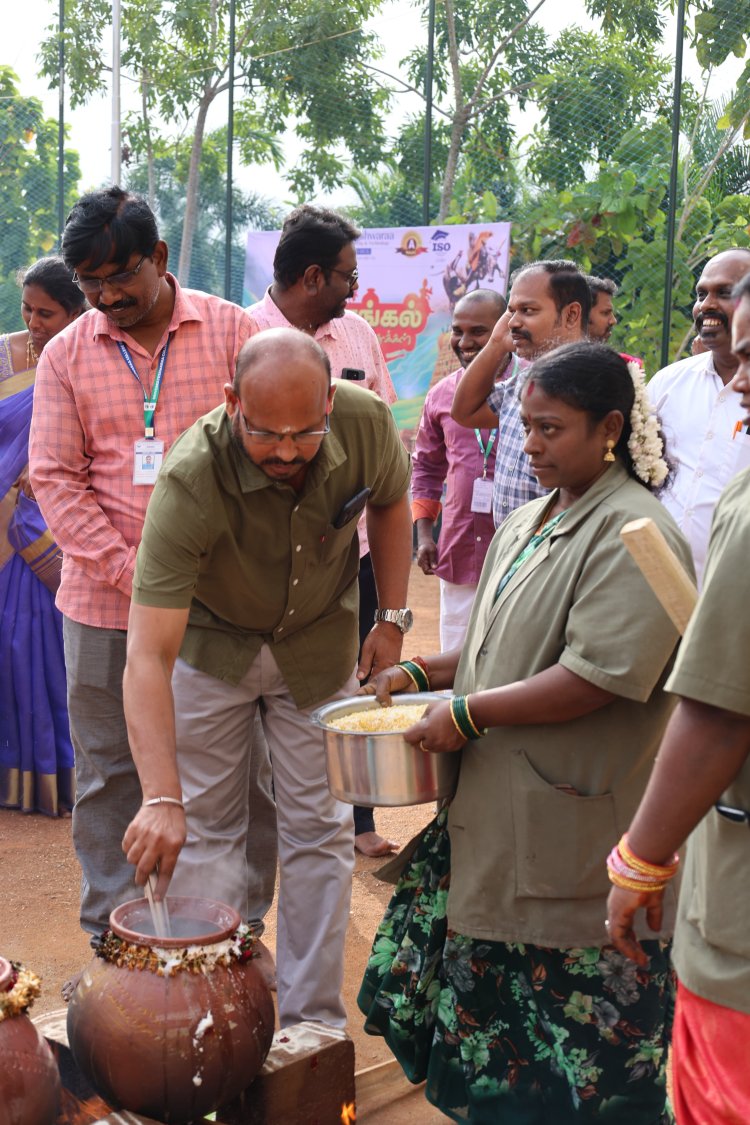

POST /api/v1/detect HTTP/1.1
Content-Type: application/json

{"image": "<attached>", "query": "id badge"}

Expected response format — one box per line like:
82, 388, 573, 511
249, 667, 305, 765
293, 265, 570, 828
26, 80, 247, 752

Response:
471, 476, 493, 513
133, 438, 164, 485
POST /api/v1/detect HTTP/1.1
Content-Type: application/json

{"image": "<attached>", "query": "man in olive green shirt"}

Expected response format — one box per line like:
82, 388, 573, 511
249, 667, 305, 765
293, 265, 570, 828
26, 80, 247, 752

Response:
120, 328, 412, 1028
607, 275, 750, 1122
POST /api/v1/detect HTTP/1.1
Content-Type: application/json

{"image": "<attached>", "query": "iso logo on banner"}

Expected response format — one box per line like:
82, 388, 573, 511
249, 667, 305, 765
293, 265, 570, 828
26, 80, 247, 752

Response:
431, 229, 451, 252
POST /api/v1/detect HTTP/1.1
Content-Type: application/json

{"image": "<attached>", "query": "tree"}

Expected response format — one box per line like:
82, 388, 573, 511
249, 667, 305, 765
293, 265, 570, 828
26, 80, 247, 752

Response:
507, 112, 750, 374
124, 130, 284, 303
40, 0, 390, 284
0, 67, 81, 330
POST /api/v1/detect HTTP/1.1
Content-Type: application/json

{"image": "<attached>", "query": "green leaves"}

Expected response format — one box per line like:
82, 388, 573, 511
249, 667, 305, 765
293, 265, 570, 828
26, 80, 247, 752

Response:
0, 67, 81, 329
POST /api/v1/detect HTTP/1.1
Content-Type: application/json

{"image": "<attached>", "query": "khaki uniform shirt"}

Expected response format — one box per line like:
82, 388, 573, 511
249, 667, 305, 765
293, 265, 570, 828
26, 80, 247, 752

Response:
131, 381, 411, 708
449, 463, 694, 947
669, 467, 750, 1013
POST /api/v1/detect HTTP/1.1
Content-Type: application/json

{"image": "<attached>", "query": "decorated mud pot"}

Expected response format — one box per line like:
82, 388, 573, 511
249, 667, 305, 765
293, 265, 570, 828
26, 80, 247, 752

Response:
67, 896, 275, 1124
0, 957, 60, 1125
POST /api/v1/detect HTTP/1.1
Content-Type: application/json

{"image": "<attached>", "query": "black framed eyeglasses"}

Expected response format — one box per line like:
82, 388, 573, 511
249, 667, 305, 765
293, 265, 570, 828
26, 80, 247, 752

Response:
240, 413, 330, 447
715, 802, 750, 825
328, 266, 359, 287
72, 255, 148, 294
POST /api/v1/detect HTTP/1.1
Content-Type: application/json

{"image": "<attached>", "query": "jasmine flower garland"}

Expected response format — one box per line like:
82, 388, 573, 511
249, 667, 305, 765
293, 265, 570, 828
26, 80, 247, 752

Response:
627, 361, 669, 487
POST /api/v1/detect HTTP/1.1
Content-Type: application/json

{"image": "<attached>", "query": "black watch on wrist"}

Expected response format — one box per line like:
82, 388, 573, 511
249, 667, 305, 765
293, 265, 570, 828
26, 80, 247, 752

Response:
374, 607, 414, 634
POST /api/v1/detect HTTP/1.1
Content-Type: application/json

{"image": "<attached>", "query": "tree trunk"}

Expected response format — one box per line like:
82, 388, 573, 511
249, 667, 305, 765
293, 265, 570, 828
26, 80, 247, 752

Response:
438, 0, 465, 221
438, 107, 470, 221
177, 92, 213, 285
141, 71, 155, 211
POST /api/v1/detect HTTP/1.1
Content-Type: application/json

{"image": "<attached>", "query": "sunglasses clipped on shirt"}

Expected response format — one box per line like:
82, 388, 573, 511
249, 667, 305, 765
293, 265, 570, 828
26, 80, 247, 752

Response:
715, 802, 750, 826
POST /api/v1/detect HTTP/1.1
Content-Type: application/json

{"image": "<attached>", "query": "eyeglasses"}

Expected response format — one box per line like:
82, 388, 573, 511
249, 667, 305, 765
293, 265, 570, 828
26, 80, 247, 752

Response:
72, 255, 148, 294
328, 267, 359, 287
715, 802, 750, 825
240, 413, 330, 447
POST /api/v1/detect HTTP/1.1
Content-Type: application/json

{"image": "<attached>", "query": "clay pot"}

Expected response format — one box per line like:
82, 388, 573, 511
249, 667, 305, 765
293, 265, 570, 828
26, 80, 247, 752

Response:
0, 957, 60, 1125
67, 896, 275, 1124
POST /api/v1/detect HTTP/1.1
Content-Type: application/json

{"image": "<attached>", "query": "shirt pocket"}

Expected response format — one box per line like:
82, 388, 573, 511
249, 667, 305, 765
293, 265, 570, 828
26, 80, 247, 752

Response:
316, 522, 358, 566
732, 431, 750, 476
510, 748, 618, 900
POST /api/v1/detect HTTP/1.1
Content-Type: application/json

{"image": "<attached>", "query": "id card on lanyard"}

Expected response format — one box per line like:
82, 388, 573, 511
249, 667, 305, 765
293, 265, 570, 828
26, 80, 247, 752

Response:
117, 335, 171, 485
471, 427, 497, 513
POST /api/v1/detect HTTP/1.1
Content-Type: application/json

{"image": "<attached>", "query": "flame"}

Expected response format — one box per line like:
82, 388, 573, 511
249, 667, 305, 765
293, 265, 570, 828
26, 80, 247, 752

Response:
340, 1100, 357, 1124
58, 1086, 113, 1122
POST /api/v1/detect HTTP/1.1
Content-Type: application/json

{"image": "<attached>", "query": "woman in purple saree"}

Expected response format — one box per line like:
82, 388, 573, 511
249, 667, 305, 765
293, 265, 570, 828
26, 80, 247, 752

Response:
0, 258, 85, 815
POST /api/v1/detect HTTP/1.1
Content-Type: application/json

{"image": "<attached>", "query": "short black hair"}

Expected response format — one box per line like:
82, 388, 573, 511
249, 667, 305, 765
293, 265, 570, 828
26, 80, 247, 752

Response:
512, 260, 591, 328
17, 256, 87, 314
521, 341, 670, 493
61, 186, 159, 272
587, 275, 618, 299
455, 288, 507, 317
273, 204, 360, 288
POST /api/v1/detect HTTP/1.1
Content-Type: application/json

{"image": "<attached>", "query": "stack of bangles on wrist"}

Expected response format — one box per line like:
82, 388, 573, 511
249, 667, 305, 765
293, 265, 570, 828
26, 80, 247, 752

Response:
397, 656, 431, 692
450, 694, 487, 741
606, 834, 679, 892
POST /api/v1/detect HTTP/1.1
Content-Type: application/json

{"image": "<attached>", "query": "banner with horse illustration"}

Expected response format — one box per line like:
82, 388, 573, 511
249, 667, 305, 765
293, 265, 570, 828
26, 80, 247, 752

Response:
244, 221, 512, 438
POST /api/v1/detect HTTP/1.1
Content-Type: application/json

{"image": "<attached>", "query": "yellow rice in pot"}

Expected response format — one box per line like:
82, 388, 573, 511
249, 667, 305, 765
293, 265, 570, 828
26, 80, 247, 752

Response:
326, 703, 428, 733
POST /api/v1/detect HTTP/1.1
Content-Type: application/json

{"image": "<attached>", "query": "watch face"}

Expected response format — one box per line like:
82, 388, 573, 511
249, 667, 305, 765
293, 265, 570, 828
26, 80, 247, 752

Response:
402, 609, 414, 631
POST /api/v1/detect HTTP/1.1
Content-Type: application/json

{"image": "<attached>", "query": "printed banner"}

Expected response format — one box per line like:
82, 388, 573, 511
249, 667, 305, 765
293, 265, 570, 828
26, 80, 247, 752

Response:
244, 222, 511, 438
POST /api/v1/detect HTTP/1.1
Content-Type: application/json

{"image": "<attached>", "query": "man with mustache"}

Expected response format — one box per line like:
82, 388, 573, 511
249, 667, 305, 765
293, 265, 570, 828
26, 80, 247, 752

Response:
27, 187, 278, 978
647, 247, 750, 586
451, 259, 589, 528
587, 275, 618, 343
120, 327, 412, 1029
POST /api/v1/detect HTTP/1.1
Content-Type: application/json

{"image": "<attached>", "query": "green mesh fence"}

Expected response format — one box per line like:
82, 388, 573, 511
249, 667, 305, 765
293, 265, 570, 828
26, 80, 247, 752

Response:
3, 0, 750, 377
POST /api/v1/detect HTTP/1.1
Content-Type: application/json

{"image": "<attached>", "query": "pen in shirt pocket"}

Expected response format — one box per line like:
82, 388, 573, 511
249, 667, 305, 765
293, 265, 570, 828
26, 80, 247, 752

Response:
732, 420, 750, 439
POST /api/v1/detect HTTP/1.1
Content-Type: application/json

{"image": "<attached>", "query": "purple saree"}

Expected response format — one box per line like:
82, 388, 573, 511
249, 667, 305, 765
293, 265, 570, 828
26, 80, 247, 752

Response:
0, 335, 74, 815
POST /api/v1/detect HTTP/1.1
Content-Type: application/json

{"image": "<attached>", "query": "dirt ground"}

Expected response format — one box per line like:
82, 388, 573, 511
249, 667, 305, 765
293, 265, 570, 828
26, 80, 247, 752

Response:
0, 563, 448, 1122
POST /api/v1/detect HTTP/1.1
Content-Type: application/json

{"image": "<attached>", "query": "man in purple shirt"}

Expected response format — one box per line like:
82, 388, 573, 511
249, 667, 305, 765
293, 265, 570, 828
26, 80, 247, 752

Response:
412, 289, 511, 648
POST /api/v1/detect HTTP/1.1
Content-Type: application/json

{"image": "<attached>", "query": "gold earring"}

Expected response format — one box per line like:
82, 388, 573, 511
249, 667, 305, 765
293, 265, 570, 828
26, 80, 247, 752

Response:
603, 440, 616, 463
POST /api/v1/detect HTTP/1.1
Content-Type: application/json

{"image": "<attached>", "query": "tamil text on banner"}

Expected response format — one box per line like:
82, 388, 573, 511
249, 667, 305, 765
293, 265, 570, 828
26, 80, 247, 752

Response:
244, 222, 511, 440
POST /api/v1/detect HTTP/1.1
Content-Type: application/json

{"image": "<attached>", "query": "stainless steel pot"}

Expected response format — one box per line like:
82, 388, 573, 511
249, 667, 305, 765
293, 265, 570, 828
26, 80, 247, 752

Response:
311, 693, 459, 807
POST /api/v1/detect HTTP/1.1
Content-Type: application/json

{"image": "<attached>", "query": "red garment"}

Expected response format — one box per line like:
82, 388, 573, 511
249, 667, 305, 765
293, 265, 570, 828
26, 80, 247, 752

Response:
673, 982, 750, 1125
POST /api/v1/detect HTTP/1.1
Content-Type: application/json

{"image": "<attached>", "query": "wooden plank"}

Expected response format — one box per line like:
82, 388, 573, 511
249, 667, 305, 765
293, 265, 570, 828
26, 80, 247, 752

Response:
620, 517, 698, 634
355, 1057, 415, 1101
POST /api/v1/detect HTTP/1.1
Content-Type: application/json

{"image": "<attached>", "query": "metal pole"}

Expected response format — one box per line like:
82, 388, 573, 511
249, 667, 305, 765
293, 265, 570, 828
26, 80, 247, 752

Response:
660, 0, 686, 369
422, 0, 435, 225
57, 0, 65, 243
111, 0, 121, 186
224, 0, 236, 300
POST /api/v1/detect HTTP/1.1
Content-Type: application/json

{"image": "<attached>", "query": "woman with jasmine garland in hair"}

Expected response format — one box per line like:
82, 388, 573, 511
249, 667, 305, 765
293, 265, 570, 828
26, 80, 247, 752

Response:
0, 258, 85, 815
358, 342, 693, 1123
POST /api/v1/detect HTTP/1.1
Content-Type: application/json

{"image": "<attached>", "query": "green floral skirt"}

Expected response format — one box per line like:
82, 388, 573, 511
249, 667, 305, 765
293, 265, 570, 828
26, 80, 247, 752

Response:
358, 808, 674, 1124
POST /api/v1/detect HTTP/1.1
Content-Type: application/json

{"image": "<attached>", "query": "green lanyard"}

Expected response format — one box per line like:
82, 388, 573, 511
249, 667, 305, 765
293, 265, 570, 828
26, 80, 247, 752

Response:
494, 511, 566, 601
474, 427, 497, 478
117, 335, 171, 437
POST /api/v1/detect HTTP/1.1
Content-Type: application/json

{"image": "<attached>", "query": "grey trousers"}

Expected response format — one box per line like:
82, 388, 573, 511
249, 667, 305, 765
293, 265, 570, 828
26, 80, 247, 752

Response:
63, 618, 277, 936
168, 647, 356, 1028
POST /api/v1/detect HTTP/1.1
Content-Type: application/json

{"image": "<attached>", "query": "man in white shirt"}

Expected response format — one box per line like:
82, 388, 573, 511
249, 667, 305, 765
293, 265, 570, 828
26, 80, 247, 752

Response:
648, 248, 750, 586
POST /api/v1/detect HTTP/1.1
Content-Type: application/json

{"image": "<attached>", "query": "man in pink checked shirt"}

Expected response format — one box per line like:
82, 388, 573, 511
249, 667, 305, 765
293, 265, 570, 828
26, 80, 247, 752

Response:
412, 289, 516, 648
28, 188, 276, 981
247, 204, 406, 858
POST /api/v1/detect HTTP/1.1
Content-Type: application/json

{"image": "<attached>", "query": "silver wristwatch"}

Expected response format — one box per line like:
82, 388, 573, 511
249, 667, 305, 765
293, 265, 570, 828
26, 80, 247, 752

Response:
374, 607, 414, 634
